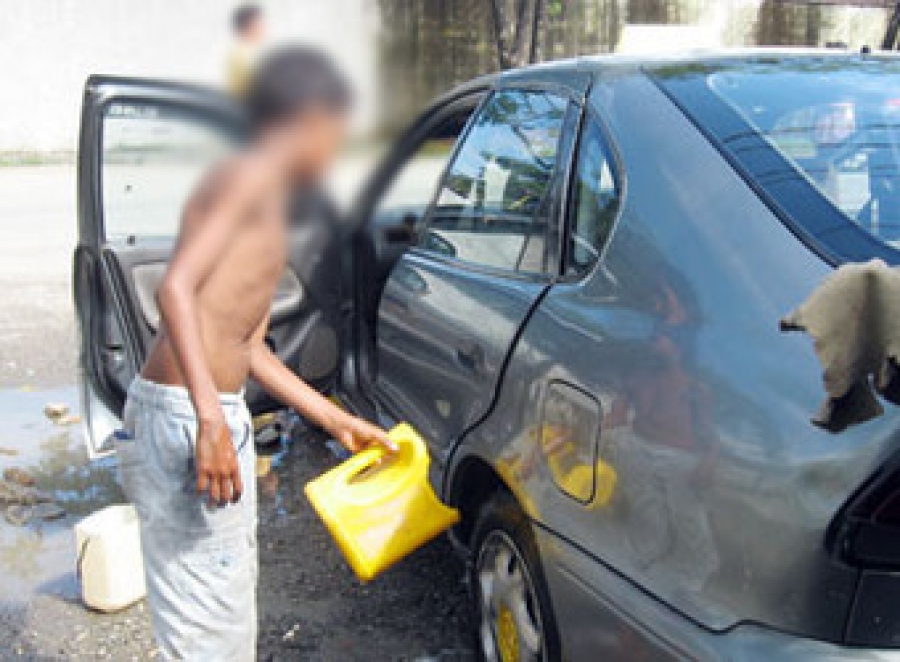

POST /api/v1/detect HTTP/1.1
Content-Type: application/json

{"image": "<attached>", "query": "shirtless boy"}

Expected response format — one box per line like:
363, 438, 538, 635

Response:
115, 48, 392, 660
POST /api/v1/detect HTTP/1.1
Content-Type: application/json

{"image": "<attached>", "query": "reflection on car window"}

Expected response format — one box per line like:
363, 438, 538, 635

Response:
422, 89, 567, 274
102, 102, 236, 240
372, 110, 472, 238
709, 69, 900, 247
567, 118, 620, 277
656, 59, 900, 263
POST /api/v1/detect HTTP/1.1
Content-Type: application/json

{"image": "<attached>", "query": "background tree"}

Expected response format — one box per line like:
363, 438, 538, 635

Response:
487, 0, 547, 69
884, 1, 900, 49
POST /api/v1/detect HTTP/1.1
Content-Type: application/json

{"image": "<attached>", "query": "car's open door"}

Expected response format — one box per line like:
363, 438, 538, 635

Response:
74, 76, 346, 456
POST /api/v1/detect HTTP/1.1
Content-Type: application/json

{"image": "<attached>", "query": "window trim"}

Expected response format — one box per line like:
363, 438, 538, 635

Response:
350, 87, 490, 232
557, 104, 628, 285
413, 84, 582, 282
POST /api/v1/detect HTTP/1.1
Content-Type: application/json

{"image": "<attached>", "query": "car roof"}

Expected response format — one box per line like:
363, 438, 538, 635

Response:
495, 46, 900, 83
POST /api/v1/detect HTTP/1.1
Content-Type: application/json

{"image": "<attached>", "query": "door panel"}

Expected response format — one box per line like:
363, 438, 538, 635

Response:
346, 88, 487, 402
377, 252, 549, 450
128, 261, 310, 332
375, 88, 581, 465
75, 76, 344, 456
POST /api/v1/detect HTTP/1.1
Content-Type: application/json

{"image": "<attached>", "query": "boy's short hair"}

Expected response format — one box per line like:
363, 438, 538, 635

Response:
246, 47, 353, 133
233, 4, 262, 35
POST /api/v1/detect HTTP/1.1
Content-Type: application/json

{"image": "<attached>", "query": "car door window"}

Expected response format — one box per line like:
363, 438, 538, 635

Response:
373, 109, 474, 229
102, 102, 237, 241
422, 89, 568, 274
567, 117, 621, 277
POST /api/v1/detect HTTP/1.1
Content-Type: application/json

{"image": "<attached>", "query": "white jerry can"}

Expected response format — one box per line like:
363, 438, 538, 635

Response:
75, 504, 146, 612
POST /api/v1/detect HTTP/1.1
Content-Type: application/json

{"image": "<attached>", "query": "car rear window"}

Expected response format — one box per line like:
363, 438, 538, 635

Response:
653, 57, 900, 265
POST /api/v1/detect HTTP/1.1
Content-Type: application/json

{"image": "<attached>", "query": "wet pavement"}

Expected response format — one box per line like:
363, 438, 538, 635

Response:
0, 164, 474, 660
0, 399, 473, 659
0, 387, 116, 604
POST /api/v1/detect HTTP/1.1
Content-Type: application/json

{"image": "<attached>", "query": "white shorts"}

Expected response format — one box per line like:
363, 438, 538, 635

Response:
117, 376, 258, 661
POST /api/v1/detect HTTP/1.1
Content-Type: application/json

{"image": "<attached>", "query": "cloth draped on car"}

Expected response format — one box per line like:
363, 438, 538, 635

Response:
781, 259, 900, 432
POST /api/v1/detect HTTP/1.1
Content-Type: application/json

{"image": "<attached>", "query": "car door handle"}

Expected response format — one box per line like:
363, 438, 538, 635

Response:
456, 342, 484, 373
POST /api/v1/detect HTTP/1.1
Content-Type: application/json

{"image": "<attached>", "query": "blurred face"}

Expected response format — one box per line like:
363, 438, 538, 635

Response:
282, 108, 349, 184
242, 15, 265, 45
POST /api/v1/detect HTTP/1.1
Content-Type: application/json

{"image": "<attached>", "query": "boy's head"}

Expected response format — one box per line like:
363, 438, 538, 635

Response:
233, 4, 264, 44
246, 47, 352, 184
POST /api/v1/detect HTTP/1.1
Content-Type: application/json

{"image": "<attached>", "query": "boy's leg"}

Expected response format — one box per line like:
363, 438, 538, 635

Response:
117, 379, 257, 662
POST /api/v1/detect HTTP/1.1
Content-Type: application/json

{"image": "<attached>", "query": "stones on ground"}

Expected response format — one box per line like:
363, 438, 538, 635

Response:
44, 402, 81, 426
56, 413, 82, 426
0, 478, 49, 504
4, 499, 64, 526
43, 403, 69, 421
283, 623, 301, 641
0, 470, 59, 526
32, 501, 66, 521
3, 467, 35, 487
5, 503, 32, 526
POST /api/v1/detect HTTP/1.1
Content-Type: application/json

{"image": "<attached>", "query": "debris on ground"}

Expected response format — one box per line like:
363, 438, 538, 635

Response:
0, 447, 19, 456
0, 477, 50, 504
253, 412, 278, 433
43, 402, 69, 421
255, 424, 281, 448
42, 402, 81, 426
0, 469, 64, 527
3, 466, 35, 487
282, 623, 301, 642
4, 503, 32, 527
55, 413, 82, 426
32, 501, 66, 521
3, 499, 67, 527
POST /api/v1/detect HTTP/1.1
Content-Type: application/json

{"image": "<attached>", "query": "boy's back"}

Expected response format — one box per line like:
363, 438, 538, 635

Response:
142, 158, 287, 394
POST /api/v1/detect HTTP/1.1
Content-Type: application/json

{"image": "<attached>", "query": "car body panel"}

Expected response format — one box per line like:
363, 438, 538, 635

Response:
374, 83, 585, 470
443, 61, 900, 655
536, 525, 900, 661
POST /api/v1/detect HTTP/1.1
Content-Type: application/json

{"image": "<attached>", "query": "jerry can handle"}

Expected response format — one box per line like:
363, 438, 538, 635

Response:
331, 446, 387, 488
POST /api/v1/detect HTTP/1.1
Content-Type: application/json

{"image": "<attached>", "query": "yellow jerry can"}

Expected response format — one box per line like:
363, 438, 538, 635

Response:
304, 423, 460, 582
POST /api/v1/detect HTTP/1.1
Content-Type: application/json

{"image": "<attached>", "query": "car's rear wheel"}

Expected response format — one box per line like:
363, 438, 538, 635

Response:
470, 491, 560, 662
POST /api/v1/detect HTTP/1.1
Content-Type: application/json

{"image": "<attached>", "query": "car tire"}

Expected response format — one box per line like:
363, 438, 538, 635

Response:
469, 490, 561, 662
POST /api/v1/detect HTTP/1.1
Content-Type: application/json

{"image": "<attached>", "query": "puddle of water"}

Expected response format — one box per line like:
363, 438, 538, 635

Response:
0, 386, 122, 605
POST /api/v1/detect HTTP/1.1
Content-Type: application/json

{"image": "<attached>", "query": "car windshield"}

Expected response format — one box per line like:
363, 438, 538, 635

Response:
654, 57, 900, 265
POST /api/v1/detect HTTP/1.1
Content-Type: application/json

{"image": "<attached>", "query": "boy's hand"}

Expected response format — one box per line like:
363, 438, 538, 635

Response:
196, 418, 244, 505
329, 413, 396, 454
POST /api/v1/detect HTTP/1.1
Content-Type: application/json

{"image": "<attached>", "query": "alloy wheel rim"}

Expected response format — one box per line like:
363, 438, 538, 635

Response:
476, 530, 544, 662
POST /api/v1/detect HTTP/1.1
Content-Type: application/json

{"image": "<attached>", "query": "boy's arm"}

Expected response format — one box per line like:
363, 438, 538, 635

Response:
156, 163, 259, 504
248, 316, 395, 453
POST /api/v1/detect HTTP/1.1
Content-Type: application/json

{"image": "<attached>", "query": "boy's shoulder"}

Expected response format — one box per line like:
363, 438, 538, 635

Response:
190, 150, 276, 214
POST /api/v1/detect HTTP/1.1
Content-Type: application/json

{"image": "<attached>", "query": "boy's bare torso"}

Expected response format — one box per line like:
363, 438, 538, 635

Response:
142, 159, 288, 394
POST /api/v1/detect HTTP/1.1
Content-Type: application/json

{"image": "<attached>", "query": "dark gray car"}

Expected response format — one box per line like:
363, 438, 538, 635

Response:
76, 50, 900, 660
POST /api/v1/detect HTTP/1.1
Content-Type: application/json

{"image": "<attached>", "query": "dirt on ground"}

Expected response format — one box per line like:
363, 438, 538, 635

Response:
0, 428, 474, 661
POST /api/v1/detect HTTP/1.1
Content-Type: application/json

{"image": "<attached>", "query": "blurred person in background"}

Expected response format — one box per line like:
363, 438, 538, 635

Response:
228, 4, 266, 97
117, 47, 393, 660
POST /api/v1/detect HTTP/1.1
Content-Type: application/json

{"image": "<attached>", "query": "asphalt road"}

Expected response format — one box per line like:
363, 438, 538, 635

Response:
0, 164, 473, 661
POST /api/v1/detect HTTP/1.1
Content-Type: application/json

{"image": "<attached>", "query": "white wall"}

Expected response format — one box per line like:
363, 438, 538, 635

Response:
0, 0, 380, 151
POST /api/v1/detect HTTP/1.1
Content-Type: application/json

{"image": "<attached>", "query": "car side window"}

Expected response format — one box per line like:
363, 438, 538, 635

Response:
370, 106, 477, 247
566, 117, 621, 277
421, 89, 568, 274
101, 102, 236, 241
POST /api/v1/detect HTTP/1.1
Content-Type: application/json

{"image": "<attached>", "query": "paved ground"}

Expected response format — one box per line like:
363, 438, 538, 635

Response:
0, 164, 474, 660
